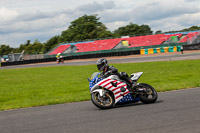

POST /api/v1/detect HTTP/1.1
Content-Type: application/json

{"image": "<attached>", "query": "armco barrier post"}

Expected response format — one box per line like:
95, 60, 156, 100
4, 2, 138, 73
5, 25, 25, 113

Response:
173, 46, 177, 52
169, 47, 174, 52
153, 48, 157, 54
157, 48, 160, 53
140, 49, 145, 55
164, 47, 169, 53
144, 49, 148, 54
160, 47, 164, 53
177, 46, 181, 52
148, 49, 150, 54
150, 48, 154, 54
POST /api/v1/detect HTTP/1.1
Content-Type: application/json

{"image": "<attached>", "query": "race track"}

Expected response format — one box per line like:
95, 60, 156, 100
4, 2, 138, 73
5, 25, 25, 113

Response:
0, 88, 200, 133
0, 51, 200, 133
1, 51, 200, 69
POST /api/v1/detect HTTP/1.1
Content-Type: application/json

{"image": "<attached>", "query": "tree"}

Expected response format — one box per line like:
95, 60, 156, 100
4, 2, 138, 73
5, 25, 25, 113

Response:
25, 40, 31, 46
165, 26, 200, 33
18, 44, 26, 52
0, 45, 13, 56
44, 36, 60, 53
155, 30, 162, 34
138, 24, 153, 35
32, 40, 44, 54
181, 26, 200, 32
113, 23, 153, 37
60, 15, 113, 42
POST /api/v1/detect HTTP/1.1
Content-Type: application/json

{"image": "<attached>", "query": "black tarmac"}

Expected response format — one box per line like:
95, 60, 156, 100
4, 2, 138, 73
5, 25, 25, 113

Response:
0, 88, 200, 133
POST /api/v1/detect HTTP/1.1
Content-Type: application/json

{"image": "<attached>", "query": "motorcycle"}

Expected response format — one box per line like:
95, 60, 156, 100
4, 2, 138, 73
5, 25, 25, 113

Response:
88, 72, 158, 109
57, 56, 64, 64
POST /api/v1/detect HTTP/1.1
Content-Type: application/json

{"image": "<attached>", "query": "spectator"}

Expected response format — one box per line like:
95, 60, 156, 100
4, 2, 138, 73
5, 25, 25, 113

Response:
181, 46, 184, 54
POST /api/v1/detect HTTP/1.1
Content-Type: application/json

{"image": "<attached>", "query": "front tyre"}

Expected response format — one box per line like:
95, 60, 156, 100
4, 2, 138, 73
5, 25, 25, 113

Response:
91, 91, 114, 109
138, 83, 158, 104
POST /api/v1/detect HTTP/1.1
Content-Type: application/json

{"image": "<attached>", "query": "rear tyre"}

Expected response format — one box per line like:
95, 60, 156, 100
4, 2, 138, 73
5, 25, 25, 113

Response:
61, 59, 64, 63
91, 91, 114, 109
137, 83, 158, 104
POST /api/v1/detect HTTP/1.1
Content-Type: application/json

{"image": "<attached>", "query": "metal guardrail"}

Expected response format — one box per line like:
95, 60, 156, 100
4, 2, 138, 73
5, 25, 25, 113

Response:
1, 49, 140, 67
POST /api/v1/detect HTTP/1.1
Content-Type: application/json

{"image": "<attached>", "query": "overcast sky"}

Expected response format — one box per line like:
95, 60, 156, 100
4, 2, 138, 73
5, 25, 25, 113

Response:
0, 0, 200, 47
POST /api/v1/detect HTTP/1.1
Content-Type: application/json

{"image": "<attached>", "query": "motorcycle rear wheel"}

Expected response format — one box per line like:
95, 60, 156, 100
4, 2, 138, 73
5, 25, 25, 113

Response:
137, 83, 158, 104
91, 91, 114, 109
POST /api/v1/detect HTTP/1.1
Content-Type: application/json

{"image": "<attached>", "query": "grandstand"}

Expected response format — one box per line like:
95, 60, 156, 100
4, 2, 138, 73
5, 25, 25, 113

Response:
2, 30, 200, 66
125, 34, 173, 47
48, 31, 200, 55
49, 44, 71, 55
179, 32, 199, 43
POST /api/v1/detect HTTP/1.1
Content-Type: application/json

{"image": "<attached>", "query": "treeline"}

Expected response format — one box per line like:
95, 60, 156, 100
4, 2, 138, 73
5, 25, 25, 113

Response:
1, 14, 200, 56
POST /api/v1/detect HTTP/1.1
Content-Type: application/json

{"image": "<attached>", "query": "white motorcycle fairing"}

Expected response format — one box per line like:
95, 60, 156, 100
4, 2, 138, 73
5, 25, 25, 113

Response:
90, 75, 130, 103
130, 72, 143, 81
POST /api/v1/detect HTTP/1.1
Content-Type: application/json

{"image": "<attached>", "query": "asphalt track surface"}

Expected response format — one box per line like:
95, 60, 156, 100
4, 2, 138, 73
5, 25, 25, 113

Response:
0, 51, 200, 133
0, 88, 200, 133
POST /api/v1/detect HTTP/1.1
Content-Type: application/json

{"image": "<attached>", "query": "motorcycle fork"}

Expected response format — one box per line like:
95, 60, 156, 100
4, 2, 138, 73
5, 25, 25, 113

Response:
101, 88, 107, 98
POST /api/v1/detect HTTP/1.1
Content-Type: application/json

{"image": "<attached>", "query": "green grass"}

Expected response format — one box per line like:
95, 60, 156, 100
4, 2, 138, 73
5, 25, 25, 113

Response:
0, 59, 200, 111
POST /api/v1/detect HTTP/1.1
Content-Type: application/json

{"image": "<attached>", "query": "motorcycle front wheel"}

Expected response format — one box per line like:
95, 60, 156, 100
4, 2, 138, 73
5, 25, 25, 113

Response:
137, 83, 158, 104
91, 91, 114, 109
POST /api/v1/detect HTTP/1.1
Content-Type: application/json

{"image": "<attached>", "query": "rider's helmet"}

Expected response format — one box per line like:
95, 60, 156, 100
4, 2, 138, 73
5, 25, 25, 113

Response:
57, 53, 61, 56
97, 58, 108, 71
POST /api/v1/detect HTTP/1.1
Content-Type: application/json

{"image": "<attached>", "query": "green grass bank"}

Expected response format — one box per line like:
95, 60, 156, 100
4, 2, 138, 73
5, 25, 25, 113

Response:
0, 59, 199, 111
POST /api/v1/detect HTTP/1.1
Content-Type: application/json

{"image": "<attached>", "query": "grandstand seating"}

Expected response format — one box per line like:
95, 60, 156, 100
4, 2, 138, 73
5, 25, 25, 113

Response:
75, 42, 94, 52
49, 44, 70, 55
179, 32, 199, 43
48, 31, 199, 55
74, 34, 174, 52
126, 34, 173, 47
94, 39, 122, 50
75, 39, 121, 52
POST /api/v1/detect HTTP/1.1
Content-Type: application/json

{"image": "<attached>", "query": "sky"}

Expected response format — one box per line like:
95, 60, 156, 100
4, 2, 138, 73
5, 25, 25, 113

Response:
0, 0, 200, 48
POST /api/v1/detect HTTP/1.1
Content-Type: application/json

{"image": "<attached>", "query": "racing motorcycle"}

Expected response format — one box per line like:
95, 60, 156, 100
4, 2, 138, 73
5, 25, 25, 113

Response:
88, 72, 157, 109
57, 56, 64, 64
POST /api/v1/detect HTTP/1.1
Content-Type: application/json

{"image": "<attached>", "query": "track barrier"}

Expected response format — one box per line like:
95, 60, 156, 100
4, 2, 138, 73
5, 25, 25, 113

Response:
2, 42, 200, 67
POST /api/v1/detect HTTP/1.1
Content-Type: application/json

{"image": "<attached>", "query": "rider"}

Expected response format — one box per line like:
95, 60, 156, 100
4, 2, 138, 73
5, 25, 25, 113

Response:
56, 53, 61, 59
96, 58, 134, 88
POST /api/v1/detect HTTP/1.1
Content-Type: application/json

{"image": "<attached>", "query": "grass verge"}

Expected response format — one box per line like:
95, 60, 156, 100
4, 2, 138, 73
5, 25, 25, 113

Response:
0, 59, 200, 111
